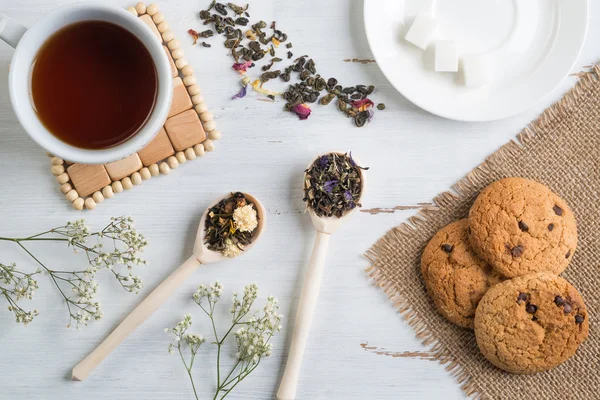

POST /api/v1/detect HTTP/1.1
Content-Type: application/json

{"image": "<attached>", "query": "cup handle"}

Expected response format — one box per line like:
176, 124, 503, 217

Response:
0, 14, 27, 48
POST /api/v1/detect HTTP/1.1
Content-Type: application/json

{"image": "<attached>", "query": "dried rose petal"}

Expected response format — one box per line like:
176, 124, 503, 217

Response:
292, 103, 311, 120
351, 98, 374, 111
232, 61, 254, 75
188, 29, 200, 45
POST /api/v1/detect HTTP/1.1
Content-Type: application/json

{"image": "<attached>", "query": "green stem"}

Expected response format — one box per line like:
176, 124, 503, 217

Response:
219, 360, 261, 400
178, 345, 199, 400
15, 242, 75, 323
0, 237, 69, 242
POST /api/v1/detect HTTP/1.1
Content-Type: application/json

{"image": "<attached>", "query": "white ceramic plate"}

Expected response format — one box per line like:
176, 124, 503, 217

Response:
364, 0, 588, 121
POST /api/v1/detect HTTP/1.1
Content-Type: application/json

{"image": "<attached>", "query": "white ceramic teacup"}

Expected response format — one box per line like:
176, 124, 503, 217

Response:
0, 4, 173, 164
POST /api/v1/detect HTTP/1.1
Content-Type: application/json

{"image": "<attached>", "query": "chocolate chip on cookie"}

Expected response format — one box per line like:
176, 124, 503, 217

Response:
421, 219, 505, 329
469, 177, 578, 278
518, 221, 529, 232
441, 244, 453, 253
474, 272, 588, 374
553, 205, 564, 216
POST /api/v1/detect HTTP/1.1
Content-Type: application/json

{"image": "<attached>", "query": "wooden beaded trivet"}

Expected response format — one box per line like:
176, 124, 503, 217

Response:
47, 2, 221, 211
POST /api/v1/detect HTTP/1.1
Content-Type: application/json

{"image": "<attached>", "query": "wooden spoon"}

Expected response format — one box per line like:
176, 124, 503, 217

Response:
277, 153, 367, 400
72, 192, 266, 382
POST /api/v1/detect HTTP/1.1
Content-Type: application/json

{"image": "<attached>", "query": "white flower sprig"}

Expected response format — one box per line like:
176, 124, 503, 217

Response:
166, 282, 283, 400
0, 216, 147, 328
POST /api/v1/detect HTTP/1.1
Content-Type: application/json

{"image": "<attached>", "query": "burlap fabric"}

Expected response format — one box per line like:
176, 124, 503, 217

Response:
366, 66, 600, 399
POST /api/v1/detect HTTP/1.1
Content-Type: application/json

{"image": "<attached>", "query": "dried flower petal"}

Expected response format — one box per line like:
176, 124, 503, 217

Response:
351, 98, 374, 111
317, 155, 329, 168
324, 180, 338, 193
232, 85, 247, 99
250, 80, 280, 97
271, 37, 281, 47
344, 190, 353, 201
292, 103, 311, 120
188, 29, 200, 44
232, 61, 253, 74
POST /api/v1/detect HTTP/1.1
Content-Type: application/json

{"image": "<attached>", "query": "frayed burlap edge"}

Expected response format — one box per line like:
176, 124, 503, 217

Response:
365, 64, 600, 399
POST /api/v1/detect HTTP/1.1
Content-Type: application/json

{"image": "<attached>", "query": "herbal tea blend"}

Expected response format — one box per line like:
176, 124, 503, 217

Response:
189, 1, 385, 127
303, 153, 368, 218
204, 192, 259, 257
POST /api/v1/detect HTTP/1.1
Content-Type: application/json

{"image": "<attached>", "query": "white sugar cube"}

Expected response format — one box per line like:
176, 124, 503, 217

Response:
461, 55, 493, 87
405, 14, 437, 50
435, 41, 457, 72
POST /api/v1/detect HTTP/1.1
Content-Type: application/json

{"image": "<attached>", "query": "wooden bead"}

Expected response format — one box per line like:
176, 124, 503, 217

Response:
193, 143, 205, 156
194, 103, 208, 113
157, 21, 169, 33
65, 189, 79, 202
73, 198, 84, 211
135, 2, 147, 14
168, 39, 181, 51
131, 172, 143, 186
203, 139, 215, 152
203, 120, 217, 132
175, 58, 187, 69
85, 197, 97, 210
56, 173, 70, 184
188, 85, 201, 96
175, 152, 187, 164
146, 4, 158, 16
51, 164, 65, 176
183, 75, 196, 86
92, 191, 104, 203
140, 167, 152, 180
209, 129, 222, 140
149, 164, 160, 177
112, 181, 124, 193
191, 94, 204, 104
152, 12, 164, 24
181, 64, 193, 76
127, 6, 138, 15
200, 111, 213, 122
51, 156, 63, 166
162, 31, 175, 43
184, 148, 196, 160
122, 177, 133, 190
60, 183, 72, 194
166, 156, 179, 169
102, 186, 114, 199
159, 162, 171, 175
171, 48, 184, 59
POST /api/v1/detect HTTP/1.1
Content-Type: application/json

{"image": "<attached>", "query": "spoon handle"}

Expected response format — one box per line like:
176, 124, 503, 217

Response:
277, 231, 330, 400
71, 255, 201, 382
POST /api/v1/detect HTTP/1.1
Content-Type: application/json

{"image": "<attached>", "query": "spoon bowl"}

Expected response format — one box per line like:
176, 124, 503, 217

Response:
305, 152, 367, 234
194, 192, 267, 264
72, 192, 266, 382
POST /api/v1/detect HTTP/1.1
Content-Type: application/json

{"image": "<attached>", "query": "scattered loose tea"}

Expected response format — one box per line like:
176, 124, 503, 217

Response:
204, 192, 259, 257
192, 1, 383, 126
303, 152, 368, 218
201, 42, 212, 48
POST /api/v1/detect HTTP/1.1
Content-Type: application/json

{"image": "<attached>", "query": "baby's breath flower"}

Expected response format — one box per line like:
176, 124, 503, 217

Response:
0, 216, 148, 329
167, 281, 283, 399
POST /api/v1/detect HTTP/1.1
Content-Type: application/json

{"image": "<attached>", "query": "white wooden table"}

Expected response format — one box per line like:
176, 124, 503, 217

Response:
0, 1, 597, 399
